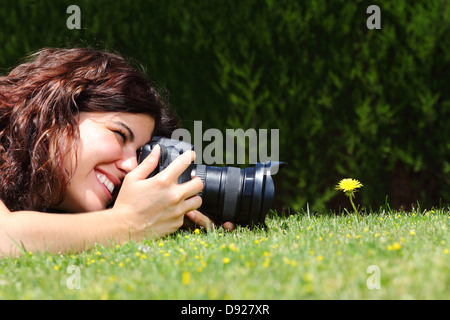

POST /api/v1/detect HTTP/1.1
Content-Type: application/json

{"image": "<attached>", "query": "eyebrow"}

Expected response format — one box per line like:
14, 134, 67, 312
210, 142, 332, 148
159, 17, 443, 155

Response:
112, 121, 135, 142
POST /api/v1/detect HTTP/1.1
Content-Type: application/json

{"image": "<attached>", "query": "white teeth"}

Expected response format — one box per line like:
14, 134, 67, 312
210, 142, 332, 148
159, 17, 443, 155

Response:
96, 173, 115, 194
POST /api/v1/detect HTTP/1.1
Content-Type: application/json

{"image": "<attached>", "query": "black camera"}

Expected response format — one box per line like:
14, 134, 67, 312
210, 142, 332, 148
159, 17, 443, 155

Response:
138, 136, 284, 227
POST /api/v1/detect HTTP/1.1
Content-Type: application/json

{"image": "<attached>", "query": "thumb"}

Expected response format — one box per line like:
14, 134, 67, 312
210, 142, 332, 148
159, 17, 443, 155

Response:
129, 144, 161, 181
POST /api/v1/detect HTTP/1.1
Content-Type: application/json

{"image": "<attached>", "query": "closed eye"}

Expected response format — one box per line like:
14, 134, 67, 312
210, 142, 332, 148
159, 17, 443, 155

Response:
113, 129, 128, 143
112, 121, 135, 143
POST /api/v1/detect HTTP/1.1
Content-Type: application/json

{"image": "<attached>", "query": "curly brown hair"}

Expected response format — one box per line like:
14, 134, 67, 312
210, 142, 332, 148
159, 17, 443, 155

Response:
0, 47, 179, 212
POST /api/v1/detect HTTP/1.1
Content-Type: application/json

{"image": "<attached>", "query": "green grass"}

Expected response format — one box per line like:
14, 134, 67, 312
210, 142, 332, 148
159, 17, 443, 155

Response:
1, 207, 449, 300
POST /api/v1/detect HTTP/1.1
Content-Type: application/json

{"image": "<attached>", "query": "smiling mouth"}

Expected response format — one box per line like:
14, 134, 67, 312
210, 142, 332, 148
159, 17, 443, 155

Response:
96, 172, 115, 194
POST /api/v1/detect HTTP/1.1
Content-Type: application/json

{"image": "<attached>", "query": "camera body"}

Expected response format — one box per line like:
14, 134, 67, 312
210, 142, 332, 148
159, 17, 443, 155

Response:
138, 136, 284, 227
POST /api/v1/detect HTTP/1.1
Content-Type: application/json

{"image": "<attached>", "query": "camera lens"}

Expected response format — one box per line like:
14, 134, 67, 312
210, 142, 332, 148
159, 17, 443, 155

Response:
137, 136, 283, 228
192, 163, 276, 227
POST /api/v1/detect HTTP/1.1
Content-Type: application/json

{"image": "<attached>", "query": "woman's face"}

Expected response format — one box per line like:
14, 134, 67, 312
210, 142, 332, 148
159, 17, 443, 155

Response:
55, 112, 155, 213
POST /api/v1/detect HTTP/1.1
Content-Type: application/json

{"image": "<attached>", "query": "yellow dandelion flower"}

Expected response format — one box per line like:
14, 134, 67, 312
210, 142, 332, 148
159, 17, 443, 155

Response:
223, 257, 231, 264
336, 178, 363, 193
336, 178, 363, 218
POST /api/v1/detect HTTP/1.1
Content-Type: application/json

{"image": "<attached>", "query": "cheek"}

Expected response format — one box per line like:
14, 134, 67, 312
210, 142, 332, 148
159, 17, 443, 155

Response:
79, 131, 123, 161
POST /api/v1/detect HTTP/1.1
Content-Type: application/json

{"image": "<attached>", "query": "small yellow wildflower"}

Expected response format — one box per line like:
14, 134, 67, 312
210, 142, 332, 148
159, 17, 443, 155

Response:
303, 273, 313, 282
229, 243, 240, 252
387, 242, 402, 251
223, 257, 231, 264
182, 271, 191, 285
393, 242, 401, 250
194, 228, 200, 235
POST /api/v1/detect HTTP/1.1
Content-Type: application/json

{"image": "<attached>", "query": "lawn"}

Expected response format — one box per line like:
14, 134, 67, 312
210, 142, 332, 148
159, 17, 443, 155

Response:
0, 207, 449, 300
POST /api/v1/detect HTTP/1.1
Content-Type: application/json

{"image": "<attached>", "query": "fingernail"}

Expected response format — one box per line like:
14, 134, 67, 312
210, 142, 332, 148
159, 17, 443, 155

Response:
185, 211, 195, 219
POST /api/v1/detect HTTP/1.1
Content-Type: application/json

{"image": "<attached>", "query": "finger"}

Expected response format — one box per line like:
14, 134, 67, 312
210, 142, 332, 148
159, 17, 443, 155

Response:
178, 176, 204, 199
128, 144, 160, 181
223, 222, 236, 231
186, 210, 214, 231
161, 149, 196, 182
180, 195, 203, 215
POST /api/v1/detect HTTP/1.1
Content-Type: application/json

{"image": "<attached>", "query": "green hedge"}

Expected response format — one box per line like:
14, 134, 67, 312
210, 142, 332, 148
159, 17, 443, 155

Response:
1, 0, 449, 212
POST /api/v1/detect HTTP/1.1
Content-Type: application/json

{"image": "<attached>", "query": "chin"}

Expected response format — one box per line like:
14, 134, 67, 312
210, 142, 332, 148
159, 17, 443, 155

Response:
82, 200, 109, 212
64, 197, 108, 213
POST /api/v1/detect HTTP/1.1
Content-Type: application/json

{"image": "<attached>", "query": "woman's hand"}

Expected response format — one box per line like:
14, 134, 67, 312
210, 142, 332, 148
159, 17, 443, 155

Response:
113, 144, 204, 239
185, 210, 236, 231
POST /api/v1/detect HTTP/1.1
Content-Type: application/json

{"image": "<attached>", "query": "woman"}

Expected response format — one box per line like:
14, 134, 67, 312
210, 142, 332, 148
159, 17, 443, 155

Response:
0, 47, 231, 257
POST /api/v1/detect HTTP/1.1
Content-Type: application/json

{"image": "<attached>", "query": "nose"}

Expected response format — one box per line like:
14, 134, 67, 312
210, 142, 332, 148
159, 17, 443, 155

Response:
116, 150, 138, 174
